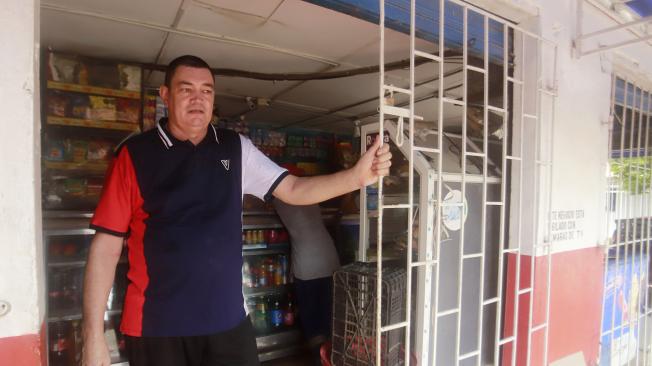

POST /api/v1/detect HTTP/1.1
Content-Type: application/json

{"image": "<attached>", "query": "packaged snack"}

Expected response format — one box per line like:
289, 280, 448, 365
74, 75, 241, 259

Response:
63, 178, 86, 197
44, 139, 66, 161
48, 53, 80, 83
47, 91, 70, 117
118, 64, 141, 91
71, 140, 88, 163
70, 94, 91, 119
86, 178, 104, 198
87, 140, 113, 161
88, 63, 120, 89
89, 96, 117, 121
116, 98, 140, 124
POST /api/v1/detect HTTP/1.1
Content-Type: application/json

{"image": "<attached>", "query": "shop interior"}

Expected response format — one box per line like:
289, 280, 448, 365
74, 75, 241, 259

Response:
40, 1, 512, 365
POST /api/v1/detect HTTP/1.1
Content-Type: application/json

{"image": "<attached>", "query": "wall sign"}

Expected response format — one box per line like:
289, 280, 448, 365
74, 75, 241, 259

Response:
551, 209, 585, 242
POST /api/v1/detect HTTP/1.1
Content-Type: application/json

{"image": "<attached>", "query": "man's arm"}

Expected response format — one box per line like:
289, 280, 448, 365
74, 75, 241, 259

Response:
273, 137, 391, 205
82, 232, 124, 366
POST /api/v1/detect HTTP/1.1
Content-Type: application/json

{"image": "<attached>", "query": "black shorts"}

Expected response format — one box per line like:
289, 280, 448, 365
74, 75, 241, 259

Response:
125, 317, 260, 366
294, 276, 333, 342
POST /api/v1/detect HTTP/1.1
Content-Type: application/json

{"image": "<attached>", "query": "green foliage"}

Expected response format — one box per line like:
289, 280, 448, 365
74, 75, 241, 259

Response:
611, 157, 652, 194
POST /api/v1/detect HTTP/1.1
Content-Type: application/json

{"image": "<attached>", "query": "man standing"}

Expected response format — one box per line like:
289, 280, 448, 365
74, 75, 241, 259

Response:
273, 199, 340, 366
82, 55, 391, 366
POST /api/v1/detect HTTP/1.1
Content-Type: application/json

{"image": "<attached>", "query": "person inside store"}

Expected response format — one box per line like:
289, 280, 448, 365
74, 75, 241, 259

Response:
272, 199, 340, 366
81, 54, 391, 366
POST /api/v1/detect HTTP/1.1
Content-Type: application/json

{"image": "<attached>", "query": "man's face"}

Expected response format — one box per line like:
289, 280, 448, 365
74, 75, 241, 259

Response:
160, 65, 215, 136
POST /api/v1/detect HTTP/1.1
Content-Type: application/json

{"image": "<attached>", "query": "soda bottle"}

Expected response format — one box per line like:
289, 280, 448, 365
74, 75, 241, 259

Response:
254, 298, 268, 334
259, 264, 267, 287
49, 272, 63, 311
242, 260, 251, 287
283, 294, 295, 327
274, 257, 283, 286
266, 260, 275, 286
71, 320, 82, 365
279, 255, 288, 284
270, 297, 283, 330
49, 321, 72, 366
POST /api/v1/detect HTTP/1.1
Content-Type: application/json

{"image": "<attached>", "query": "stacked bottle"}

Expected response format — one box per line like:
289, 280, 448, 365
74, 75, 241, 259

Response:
248, 293, 296, 335
242, 255, 290, 288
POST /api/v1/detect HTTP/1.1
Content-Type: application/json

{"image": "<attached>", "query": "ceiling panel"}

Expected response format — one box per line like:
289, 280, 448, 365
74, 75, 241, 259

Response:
177, 0, 380, 64
279, 73, 378, 110
41, 8, 167, 63
193, 0, 285, 18
42, 0, 182, 25
158, 33, 326, 73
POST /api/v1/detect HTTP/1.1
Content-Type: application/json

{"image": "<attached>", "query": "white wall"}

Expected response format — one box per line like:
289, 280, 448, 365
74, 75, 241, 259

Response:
0, 0, 44, 338
497, 0, 652, 254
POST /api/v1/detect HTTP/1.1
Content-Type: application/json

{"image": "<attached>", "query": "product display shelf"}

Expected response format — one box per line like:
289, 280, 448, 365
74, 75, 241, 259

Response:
44, 160, 109, 173
47, 80, 141, 100
46, 116, 140, 132
242, 212, 303, 362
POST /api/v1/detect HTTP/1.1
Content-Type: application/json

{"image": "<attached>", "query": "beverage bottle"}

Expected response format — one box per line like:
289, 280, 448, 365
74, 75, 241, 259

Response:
49, 271, 63, 311
61, 271, 73, 310
71, 320, 82, 365
274, 257, 283, 286
242, 260, 251, 287
259, 264, 267, 287
279, 255, 288, 284
283, 294, 295, 327
270, 297, 283, 330
49, 321, 72, 366
254, 298, 268, 334
266, 260, 275, 286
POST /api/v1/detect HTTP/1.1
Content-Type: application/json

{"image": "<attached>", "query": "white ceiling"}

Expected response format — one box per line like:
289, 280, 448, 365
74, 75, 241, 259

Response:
40, 0, 461, 133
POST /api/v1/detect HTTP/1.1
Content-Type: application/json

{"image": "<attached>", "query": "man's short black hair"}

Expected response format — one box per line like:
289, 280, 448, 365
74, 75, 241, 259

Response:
164, 55, 212, 87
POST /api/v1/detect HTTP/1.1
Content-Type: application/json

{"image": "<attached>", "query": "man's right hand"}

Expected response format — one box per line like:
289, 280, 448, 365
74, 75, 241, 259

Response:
82, 333, 111, 366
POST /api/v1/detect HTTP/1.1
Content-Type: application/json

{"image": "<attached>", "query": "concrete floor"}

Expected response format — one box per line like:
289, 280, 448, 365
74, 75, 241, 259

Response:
261, 351, 316, 366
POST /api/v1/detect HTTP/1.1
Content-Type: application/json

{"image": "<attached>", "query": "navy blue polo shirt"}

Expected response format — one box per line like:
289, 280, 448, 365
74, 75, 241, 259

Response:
90, 119, 288, 337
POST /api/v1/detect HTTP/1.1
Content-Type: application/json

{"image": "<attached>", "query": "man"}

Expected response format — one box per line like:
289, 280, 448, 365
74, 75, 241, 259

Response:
82, 55, 391, 366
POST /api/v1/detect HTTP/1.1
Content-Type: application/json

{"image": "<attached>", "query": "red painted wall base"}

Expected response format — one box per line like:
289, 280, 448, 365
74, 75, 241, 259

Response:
502, 247, 604, 366
0, 322, 45, 366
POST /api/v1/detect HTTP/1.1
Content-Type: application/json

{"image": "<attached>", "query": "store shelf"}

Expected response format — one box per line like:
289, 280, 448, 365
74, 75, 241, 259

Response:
47, 80, 141, 100
244, 284, 290, 298
44, 210, 93, 219
47, 116, 140, 132
258, 344, 303, 362
48, 308, 121, 322
242, 245, 289, 255
49, 257, 127, 268
243, 223, 284, 230
44, 160, 109, 173
256, 329, 302, 350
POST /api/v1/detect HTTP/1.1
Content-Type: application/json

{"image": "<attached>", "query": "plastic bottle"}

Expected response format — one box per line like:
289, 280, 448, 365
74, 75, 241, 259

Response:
283, 295, 295, 327
254, 298, 268, 334
259, 264, 267, 287
49, 321, 73, 366
274, 257, 283, 286
242, 260, 251, 287
279, 255, 288, 284
270, 297, 283, 330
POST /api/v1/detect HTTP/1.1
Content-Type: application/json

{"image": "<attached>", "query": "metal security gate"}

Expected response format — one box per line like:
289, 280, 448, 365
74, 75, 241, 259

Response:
601, 74, 652, 366
356, 1, 558, 365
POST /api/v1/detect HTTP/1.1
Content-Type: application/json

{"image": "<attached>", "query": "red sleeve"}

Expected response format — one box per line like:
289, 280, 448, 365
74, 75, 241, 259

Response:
90, 147, 137, 237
